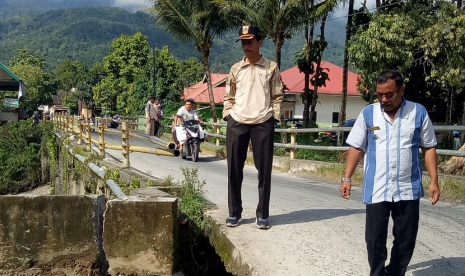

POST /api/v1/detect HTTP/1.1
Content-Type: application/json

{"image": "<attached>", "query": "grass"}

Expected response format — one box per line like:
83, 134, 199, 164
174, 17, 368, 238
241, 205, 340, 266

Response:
158, 175, 175, 187
175, 167, 211, 235
310, 164, 465, 203
424, 177, 465, 203
304, 163, 364, 186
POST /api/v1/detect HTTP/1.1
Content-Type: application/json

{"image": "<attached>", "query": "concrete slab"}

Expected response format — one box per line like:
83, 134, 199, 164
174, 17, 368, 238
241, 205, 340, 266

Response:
103, 196, 178, 276
0, 195, 105, 272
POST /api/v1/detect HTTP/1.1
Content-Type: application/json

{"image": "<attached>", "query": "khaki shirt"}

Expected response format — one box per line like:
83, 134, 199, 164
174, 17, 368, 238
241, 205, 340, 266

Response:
223, 56, 284, 124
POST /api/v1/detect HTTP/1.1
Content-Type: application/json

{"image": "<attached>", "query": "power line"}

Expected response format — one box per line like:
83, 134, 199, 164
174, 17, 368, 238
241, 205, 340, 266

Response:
324, 1, 405, 23
272, 1, 414, 35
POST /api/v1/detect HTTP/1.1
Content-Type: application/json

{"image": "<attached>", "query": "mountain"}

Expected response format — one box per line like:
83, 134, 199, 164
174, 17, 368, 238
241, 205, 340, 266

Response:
0, 6, 346, 73
0, 0, 151, 16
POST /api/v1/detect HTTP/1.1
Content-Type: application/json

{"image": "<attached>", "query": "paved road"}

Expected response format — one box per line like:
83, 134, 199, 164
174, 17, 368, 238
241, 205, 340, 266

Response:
92, 132, 465, 276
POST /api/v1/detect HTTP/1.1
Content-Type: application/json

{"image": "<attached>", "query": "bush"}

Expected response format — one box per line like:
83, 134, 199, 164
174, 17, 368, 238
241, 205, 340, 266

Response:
0, 120, 55, 194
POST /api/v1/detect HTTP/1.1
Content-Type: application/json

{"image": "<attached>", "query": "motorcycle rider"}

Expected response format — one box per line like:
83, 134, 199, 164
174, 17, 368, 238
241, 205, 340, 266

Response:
173, 98, 204, 150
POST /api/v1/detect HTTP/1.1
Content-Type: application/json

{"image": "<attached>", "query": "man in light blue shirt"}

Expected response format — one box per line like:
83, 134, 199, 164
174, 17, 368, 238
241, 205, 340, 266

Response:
340, 70, 441, 276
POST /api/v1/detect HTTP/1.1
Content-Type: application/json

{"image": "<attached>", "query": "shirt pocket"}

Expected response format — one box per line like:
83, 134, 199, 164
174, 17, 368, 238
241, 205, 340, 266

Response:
258, 71, 271, 88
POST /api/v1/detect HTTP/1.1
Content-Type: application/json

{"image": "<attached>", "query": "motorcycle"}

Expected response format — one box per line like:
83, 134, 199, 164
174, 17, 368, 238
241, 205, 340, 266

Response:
107, 116, 120, 129
175, 119, 204, 162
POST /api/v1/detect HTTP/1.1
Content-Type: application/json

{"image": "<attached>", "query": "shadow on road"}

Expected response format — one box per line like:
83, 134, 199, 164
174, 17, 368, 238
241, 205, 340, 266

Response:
270, 208, 365, 226
409, 257, 465, 276
177, 156, 221, 163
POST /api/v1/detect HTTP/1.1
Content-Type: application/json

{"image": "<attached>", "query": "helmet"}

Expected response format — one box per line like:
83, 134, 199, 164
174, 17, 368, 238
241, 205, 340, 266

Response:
185, 98, 195, 105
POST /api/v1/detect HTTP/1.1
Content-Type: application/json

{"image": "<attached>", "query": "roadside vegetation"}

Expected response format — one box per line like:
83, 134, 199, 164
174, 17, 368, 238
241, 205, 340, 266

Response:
0, 120, 56, 194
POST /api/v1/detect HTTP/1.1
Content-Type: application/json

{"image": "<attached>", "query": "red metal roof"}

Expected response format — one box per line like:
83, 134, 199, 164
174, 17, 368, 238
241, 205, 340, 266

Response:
182, 73, 228, 104
183, 61, 361, 103
281, 61, 360, 96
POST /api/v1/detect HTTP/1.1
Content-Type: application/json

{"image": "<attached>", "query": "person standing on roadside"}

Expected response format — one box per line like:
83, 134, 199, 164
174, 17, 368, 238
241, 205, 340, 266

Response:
223, 25, 284, 229
340, 70, 441, 276
153, 98, 162, 136
145, 96, 156, 136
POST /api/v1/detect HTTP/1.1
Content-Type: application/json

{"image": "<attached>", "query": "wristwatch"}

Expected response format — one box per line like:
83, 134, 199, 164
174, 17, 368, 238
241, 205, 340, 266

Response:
341, 177, 352, 182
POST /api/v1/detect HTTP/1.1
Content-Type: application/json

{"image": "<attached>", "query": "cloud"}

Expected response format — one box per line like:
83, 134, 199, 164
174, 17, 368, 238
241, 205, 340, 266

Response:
114, 0, 151, 8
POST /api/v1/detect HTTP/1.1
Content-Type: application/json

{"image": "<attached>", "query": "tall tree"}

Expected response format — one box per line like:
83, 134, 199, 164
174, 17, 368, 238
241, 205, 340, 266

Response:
338, 0, 354, 143
93, 32, 150, 114
349, 0, 465, 125
215, 0, 339, 69
309, 16, 328, 124
149, 0, 233, 122
8, 49, 57, 111
217, 0, 339, 138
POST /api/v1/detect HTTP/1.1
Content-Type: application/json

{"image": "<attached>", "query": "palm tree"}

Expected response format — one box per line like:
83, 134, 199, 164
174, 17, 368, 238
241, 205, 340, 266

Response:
149, 0, 233, 122
216, 0, 339, 70
216, 0, 340, 142
338, 0, 354, 145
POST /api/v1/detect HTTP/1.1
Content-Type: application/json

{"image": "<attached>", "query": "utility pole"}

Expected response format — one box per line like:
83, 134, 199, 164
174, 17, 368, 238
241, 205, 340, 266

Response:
152, 45, 156, 98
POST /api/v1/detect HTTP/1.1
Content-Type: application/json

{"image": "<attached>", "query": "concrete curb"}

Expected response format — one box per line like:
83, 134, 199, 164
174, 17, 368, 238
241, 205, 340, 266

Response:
204, 211, 256, 276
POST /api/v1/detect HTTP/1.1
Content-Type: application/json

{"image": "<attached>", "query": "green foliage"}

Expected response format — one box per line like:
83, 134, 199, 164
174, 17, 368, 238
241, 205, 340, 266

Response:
150, 0, 237, 122
175, 167, 210, 234
7, 49, 58, 111
349, 0, 465, 111
0, 5, 347, 74
0, 120, 55, 194
294, 133, 339, 162
93, 32, 151, 114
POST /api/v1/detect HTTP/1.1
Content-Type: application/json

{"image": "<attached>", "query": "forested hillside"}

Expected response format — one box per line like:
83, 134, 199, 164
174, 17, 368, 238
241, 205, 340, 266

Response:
0, 0, 115, 16
0, 6, 346, 72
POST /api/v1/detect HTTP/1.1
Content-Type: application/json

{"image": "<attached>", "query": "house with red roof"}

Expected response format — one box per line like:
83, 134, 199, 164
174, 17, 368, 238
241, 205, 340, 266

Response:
280, 61, 367, 126
183, 61, 367, 125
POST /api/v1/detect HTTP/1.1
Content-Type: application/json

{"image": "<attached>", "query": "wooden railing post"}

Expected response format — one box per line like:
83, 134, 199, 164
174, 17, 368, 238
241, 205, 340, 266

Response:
99, 124, 105, 157
77, 120, 83, 145
290, 125, 297, 160
122, 122, 130, 168
60, 113, 64, 130
69, 115, 74, 134
86, 121, 91, 151
65, 114, 70, 133
216, 119, 221, 146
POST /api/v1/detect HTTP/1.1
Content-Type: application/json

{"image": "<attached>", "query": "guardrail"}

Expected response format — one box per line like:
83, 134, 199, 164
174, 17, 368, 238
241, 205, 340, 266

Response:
50, 113, 180, 170
202, 122, 465, 159
52, 113, 465, 161
54, 131, 126, 198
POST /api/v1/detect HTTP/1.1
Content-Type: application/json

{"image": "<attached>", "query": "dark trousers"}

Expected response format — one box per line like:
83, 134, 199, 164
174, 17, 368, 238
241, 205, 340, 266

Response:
154, 120, 160, 136
366, 200, 420, 276
226, 116, 274, 219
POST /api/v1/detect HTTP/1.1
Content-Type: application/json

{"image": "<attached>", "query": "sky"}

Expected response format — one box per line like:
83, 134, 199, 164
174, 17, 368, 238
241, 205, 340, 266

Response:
332, 0, 377, 18
114, 0, 151, 9
112, 0, 378, 15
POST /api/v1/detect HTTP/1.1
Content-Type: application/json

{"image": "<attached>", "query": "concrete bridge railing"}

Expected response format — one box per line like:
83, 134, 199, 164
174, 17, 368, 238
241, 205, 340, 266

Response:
0, 130, 179, 276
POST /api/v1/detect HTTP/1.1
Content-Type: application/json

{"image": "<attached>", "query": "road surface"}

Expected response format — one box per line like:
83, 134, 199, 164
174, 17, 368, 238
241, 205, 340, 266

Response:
91, 132, 465, 276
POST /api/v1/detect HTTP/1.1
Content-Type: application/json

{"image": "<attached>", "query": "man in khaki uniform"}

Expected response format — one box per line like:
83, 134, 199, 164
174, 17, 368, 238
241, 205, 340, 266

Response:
223, 25, 283, 229
145, 96, 156, 136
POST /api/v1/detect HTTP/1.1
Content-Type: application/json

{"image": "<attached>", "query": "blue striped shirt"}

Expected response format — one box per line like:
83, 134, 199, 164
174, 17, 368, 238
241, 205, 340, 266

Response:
346, 100, 437, 204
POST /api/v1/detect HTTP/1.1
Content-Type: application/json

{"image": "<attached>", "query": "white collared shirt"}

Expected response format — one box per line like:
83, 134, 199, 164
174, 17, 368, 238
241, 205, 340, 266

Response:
346, 100, 437, 204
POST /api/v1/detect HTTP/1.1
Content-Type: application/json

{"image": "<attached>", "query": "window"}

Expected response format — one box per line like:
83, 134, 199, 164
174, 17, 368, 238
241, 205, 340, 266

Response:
332, 112, 339, 123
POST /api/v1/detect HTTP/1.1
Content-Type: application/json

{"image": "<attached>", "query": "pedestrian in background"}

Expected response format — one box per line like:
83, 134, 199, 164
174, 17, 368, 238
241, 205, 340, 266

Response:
153, 98, 162, 136
223, 25, 284, 229
340, 70, 441, 276
145, 96, 156, 136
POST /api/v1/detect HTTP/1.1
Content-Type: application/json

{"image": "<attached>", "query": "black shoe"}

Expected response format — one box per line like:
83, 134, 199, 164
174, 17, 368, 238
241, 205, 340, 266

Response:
225, 216, 242, 227
256, 217, 270, 229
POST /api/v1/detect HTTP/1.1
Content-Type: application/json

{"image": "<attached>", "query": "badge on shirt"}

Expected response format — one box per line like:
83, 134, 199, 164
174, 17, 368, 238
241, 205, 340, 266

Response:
369, 126, 380, 131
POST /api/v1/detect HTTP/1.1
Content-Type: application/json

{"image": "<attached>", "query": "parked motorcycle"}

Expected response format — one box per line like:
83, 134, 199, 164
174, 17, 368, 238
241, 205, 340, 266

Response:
107, 116, 120, 129
176, 119, 204, 162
